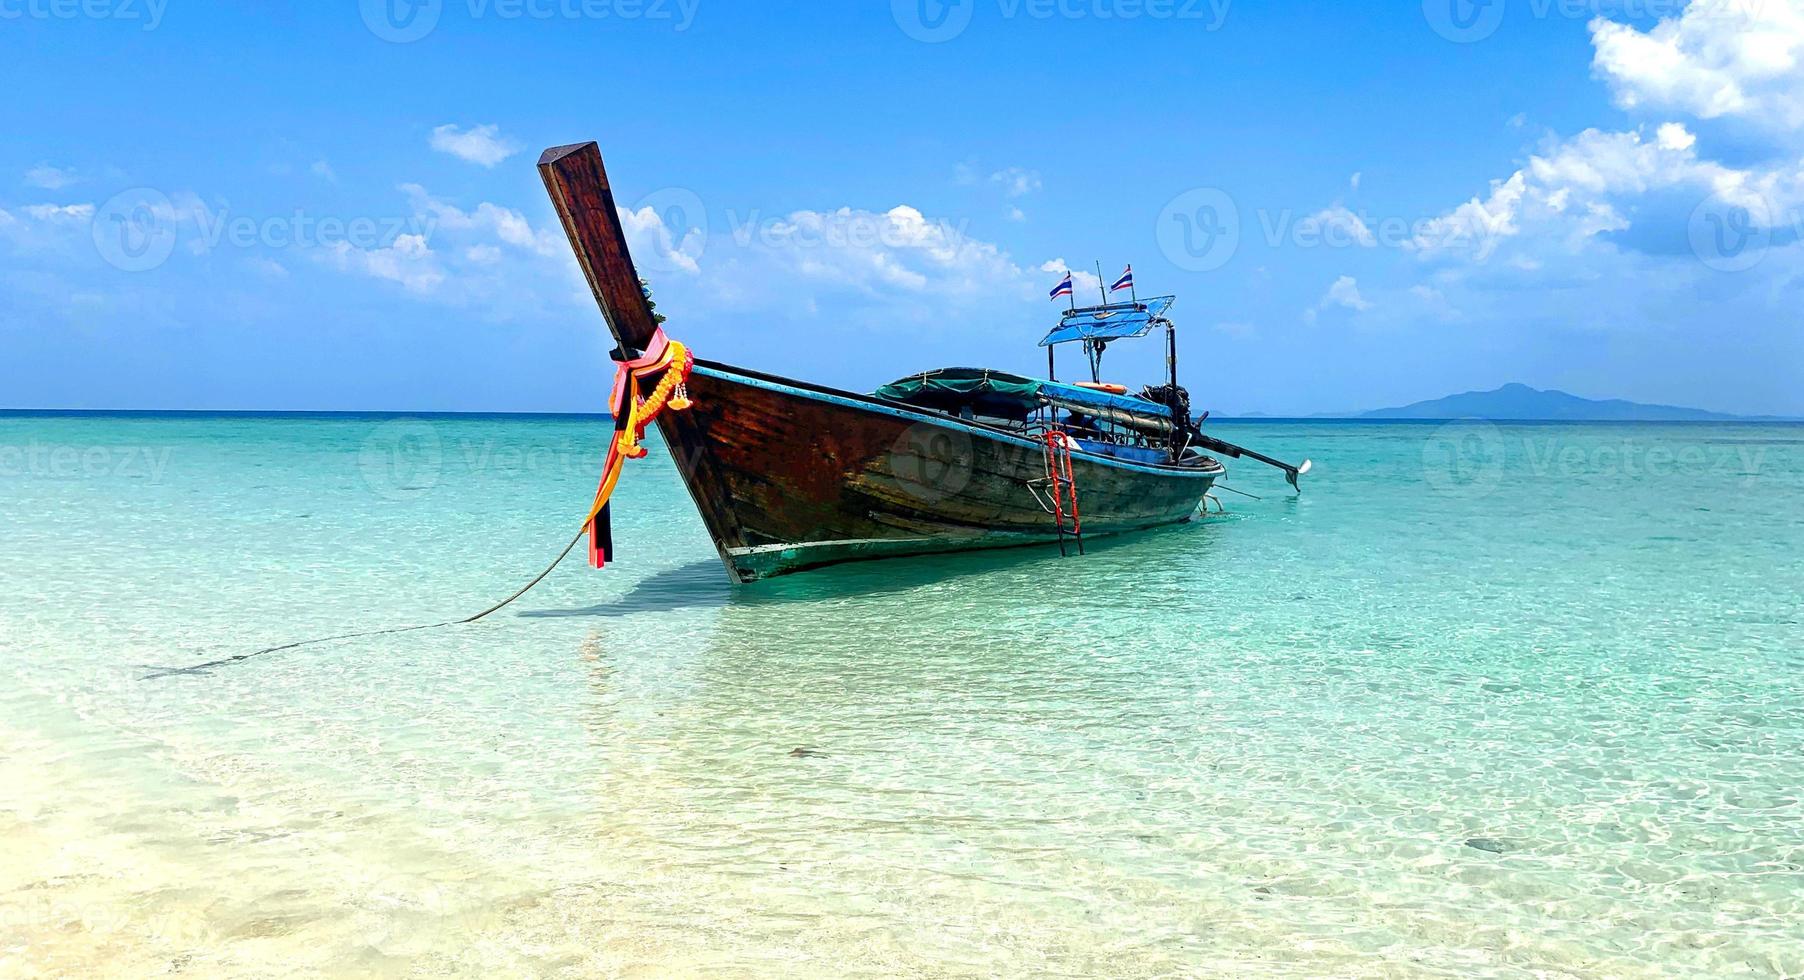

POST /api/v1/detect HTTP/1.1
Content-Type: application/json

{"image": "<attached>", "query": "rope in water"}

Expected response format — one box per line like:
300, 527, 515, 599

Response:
1214, 484, 1263, 501
138, 529, 587, 680
140, 329, 699, 682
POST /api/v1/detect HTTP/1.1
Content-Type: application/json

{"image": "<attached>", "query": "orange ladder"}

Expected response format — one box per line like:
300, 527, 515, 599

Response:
1041, 430, 1085, 556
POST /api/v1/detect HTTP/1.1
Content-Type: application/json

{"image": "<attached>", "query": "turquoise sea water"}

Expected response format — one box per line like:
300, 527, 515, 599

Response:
2, 413, 1801, 976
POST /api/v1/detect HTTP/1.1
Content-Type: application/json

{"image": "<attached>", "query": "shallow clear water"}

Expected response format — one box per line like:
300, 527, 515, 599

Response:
2, 414, 1800, 977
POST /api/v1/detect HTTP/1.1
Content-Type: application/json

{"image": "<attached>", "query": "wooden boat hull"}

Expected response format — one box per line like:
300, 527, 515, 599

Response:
660, 360, 1222, 582
535, 141, 1224, 583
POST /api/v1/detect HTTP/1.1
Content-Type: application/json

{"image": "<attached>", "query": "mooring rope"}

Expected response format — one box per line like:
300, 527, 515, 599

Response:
138, 529, 586, 680
1214, 484, 1263, 501
140, 330, 699, 682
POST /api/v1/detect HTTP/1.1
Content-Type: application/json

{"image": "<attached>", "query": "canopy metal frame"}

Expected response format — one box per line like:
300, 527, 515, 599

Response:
1040, 296, 1179, 389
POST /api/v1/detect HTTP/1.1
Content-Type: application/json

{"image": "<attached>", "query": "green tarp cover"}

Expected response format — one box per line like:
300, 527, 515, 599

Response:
876, 367, 1174, 421
875, 368, 1043, 420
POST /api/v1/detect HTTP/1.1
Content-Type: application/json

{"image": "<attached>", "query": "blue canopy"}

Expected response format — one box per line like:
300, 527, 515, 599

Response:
1041, 379, 1173, 419
1040, 295, 1176, 348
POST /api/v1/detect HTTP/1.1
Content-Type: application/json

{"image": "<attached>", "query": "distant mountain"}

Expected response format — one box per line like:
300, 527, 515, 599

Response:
1358, 384, 1752, 421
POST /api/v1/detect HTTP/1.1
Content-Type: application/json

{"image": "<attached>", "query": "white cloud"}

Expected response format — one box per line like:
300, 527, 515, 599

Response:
618, 202, 704, 275
1325, 275, 1371, 311
1309, 276, 1371, 322
25, 164, 78, 190
1299, 204, 1376, 247
1407, 122, 1797, 261
1350, 171, 1362, 191
248, 256, 289, 278
429, 124, 521, 168
1399, 2, 1804, 298
322, 233, 444, 294
399, 183, 558, 255
310, 176, 1046, 332
311, 160, 338, 182
1408, 284, 1460, 322
1006, 206, 1026, 222
744, 205, 1019, 298
990, 167, 1042, 197
1040, 259, 1102, 296
1590, 0, 1804, 134
312, 183, 587, 317
23, 203, 95, 223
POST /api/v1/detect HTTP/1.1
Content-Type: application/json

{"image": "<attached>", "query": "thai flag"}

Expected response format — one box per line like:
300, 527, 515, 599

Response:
1049, 271, 1074, 301
1110, 265, 1134, 293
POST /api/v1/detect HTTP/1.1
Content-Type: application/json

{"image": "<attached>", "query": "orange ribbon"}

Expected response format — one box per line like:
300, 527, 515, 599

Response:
584, 328, 694, 568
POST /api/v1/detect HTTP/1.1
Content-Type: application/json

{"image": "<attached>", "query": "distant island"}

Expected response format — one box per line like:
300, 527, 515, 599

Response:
1359, 383, 1758, 421
1233, 384, 1788, 421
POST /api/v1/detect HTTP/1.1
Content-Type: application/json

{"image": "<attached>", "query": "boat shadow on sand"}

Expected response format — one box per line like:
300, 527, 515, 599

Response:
515, 523, 1221, 620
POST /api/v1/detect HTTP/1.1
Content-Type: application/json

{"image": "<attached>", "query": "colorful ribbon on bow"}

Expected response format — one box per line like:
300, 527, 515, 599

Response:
583, 328, 694, 568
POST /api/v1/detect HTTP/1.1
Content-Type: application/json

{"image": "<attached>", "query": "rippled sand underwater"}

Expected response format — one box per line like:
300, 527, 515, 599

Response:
2, 414, 1801, 977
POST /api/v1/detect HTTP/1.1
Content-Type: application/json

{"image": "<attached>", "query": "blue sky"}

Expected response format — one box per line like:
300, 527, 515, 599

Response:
3, 0, 1802, 414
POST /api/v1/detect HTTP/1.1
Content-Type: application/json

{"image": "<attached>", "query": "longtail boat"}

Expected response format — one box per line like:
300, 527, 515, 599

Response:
540, 141, 1311, 583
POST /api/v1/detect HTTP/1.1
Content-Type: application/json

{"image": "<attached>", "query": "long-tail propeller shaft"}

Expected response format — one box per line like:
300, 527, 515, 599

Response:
1193, 433, 1313, 492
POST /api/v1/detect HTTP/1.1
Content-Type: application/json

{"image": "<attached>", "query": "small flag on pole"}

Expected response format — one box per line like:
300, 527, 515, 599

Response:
1049, 271, 1074, 301
1110, 265, 1134, 293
